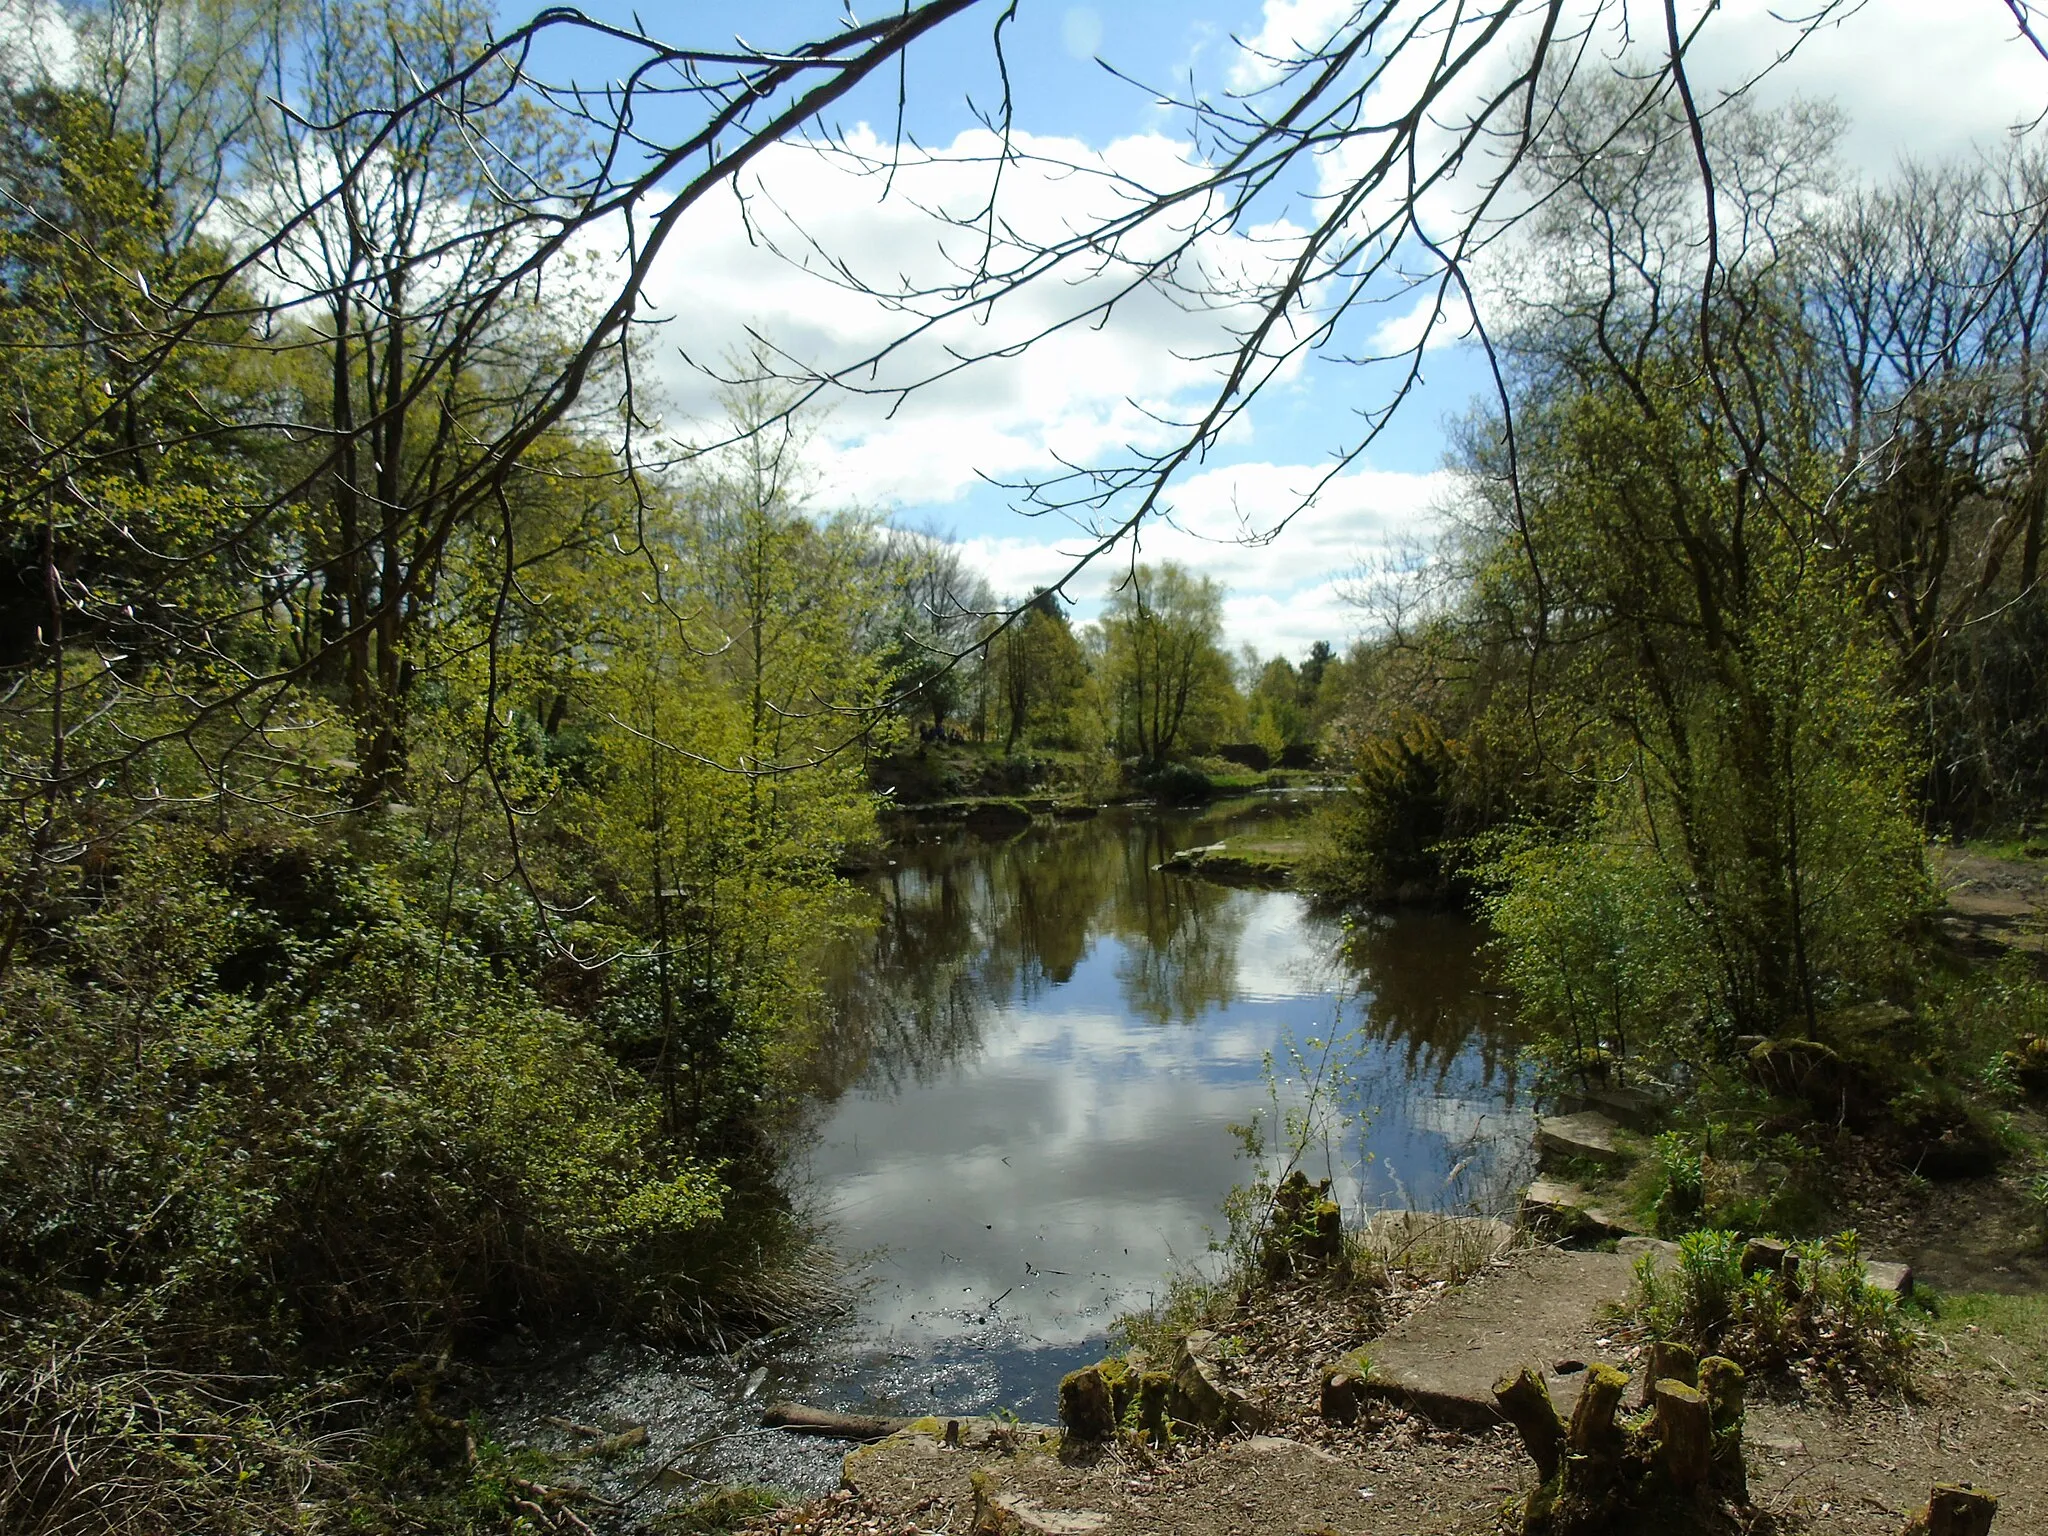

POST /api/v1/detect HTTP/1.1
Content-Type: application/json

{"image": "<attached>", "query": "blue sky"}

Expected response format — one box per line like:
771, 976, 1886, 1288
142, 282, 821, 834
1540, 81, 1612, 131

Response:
540, 1, 2048, 657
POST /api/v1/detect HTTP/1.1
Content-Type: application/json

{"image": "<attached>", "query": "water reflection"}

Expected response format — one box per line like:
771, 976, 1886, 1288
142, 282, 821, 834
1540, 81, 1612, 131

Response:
786, 799, 1534, 1420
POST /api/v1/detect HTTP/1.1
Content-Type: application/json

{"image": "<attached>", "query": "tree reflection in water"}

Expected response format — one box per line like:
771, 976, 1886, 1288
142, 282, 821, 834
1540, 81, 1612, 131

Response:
780, 799, 1532, 1414
809, 799, 1526, 1179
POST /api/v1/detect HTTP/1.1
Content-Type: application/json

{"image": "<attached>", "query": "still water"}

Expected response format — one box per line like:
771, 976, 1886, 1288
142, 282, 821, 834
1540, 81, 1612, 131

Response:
501, 796, 1531, 1505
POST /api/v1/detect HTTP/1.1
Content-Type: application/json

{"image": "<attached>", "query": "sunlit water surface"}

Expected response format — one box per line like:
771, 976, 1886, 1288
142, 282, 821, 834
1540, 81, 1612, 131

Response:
495, 797, 1532, 1510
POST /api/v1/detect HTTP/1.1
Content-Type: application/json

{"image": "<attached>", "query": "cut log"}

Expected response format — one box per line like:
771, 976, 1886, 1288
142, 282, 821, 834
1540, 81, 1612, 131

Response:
1493, 1367, 1565, 1483
1643, 1341, 1698, 1394
759, 1402, 914, 1439
1651, 1380, 1712, 1492
1057, 1365, 1116, 1441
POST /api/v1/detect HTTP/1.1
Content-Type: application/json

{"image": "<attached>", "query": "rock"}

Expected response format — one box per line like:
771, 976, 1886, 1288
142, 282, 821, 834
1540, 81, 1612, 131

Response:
1750, 1431, 1807, 1458
972, 1489, 1111, 1535
1864, 1259, 1913, 1298
1744, 1038, 1846, 1108
1171, 1330, 1260, 1431
1571, 1083, 1664, 1129
1742, 1237, 1792, 1277
1521, 1177, 1643, 1239
1616, 1236, 1681, 1271
1536, 1111, 1628, 1168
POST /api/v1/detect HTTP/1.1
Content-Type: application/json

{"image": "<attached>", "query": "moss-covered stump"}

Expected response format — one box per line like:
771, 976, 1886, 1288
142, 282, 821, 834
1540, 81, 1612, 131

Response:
1056, 1365, 1117, 1442
1171, 1330, 1262, 1432
1055, 1355, 1180, 1445
1319, 1351, 1371, 1426
1898, 1484, 1999, 1536
1262, 1170, 1343, 1277
1496, 1357, 1753, 1535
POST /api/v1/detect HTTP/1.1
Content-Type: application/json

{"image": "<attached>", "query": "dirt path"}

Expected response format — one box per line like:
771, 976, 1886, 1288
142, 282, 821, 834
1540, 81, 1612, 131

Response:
1931, 847, 2048, 960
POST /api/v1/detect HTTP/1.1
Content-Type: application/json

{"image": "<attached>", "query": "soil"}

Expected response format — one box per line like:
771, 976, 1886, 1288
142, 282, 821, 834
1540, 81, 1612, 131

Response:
1834, 1127, 2048, 1296
1930, 847, 2048, 960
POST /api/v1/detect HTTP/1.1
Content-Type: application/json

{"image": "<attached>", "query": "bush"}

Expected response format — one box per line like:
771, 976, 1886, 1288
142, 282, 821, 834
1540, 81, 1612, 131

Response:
1625, 1230, 1918, 1391
1137, 762, 1212, 804
0, 826, 798, 1351
1308, 715, 1465, 905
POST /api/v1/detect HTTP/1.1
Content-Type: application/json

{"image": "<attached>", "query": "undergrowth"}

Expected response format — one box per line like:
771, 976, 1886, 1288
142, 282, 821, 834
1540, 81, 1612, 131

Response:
1623, 1230, 1920, 1391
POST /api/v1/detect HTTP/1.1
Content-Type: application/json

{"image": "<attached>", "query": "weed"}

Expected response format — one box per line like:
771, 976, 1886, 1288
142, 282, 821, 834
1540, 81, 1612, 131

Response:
1624, 1229, 1919, 1391
656, 1485, 783, 1533
1649, 1131, 1706, 1235
2027, 1172, 2048, 1246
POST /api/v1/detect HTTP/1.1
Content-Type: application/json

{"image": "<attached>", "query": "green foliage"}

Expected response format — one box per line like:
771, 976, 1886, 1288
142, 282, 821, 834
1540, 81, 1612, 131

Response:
1483, 830, 1707, 1080
1626, 1230, 1919, 1391
1648, 1132, 1706, 1236
1309, 714, 1466, 905
0, 826, 765, 1344
1095, 563, 1241, 766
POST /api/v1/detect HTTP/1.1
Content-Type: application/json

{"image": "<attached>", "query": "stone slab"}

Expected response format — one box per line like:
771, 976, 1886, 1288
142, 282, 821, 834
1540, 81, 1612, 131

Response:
1521, 1177, 1644, 1239
1616, 1236, 1682, 1271
1348, 1248, 1639, 1429
1535, 1110, 1627, 1167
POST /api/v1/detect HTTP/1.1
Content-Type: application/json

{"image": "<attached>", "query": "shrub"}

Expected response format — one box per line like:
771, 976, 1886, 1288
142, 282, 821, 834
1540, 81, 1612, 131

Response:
0, 827, 796, 1351
1625, 1230, 1918, 1391
1137, 762, 1212, 804
1649, 1132, 1706, 1236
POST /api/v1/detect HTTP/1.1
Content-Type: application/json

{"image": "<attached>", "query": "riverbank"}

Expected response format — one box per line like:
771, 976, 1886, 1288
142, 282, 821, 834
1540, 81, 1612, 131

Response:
731, 1236, 2047, 1536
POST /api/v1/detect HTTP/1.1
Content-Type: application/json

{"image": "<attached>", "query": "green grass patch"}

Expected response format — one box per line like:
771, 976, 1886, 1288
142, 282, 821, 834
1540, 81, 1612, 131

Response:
1924, 1292, 2048, 1390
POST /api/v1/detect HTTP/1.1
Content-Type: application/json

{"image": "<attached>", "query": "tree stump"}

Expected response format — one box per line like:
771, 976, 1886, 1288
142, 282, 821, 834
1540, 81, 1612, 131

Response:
1566, 1363, 1629, 1463
1057, 1365, 1115, 1441
1698, 1355, 1747, 1502
1640, 1340, 1698, 1406
1899, 1484, 1998, 1536
1650, 1380, 1712, 1492
1493, 1367, 1565, 1483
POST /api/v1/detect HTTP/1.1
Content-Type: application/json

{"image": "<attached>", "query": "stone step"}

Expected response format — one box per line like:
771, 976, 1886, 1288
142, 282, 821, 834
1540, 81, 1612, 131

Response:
1535, 1110, 1629, 1168
1324, 1248, 1639, 1430
1521, 1176, 1644, 1239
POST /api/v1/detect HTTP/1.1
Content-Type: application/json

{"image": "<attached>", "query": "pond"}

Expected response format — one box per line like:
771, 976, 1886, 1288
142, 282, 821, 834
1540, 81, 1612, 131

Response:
496, 795, 1533, 1508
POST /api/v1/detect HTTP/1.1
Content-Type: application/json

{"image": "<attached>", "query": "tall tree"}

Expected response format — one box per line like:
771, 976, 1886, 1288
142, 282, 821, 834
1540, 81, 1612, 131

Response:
1098, 562, 1236, 767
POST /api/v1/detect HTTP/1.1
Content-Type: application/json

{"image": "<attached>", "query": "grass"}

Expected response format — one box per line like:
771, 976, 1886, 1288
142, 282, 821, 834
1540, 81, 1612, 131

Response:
1923, 1292, 2048, 1390
656, 1485, 785, 1532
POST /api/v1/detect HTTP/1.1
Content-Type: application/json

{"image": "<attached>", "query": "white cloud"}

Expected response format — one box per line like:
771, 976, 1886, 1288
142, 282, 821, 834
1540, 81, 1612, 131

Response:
954, 458, 1450, 653
628, 123, 1310, 510
1228, 0, 1362, 93
618, 1, 2048, 657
